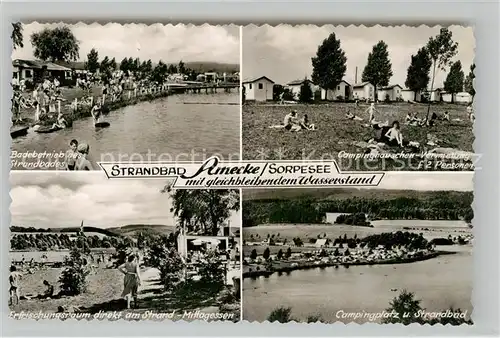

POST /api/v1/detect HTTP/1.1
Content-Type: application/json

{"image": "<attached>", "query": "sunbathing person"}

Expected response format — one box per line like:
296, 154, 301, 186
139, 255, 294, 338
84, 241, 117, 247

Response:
382, 121, 406, 147
299, 114, 316, 131
346, 109, 363, 121
268, 110, 299, 130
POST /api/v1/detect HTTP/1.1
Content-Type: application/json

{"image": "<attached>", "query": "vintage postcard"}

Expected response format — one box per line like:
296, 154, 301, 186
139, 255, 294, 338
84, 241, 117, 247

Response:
242, 25, 476, 171
10, 23, 240, 170
8, 172, 241, 321
242, 173, 473, 324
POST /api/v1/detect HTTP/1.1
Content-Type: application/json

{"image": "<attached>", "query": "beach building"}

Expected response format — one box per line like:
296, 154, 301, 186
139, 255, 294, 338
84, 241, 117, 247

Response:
320, 80, 352, 101
286, 79, 316, 100
377, 84, 403, 102
401, 88, 422, 102
243, 76, 275, 101
352, 82, 375, 101
12, 59, 73, 85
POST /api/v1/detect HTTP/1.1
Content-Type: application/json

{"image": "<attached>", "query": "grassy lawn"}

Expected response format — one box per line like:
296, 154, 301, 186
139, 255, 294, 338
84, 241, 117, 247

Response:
10, 266, 240, 321
242, 102, 474, 171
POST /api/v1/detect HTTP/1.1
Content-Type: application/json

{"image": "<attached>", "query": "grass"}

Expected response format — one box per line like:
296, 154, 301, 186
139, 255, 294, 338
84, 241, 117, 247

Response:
242, 102, 474, 171
10, 265, 240, 321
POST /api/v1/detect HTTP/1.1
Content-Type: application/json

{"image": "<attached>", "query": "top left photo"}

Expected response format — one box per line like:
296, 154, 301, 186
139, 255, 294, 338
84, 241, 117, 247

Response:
10, 23, 241, 171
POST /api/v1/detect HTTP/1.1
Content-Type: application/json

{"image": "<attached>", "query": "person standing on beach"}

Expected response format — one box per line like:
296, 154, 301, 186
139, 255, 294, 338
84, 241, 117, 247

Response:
9, 265, 22, 306
118, 255, 142, 309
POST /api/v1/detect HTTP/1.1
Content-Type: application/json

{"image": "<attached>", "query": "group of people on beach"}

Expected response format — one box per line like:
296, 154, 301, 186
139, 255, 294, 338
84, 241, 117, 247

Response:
9, 251, 143, 311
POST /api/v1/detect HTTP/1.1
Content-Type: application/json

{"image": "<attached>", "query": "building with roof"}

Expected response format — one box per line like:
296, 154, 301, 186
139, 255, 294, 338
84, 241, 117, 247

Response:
352, 82, 375, 101
321, 80, 352, 101
12, 59, 73, 85
377, 84, 403, 102
243, 76, 275, 101
286, 79, 316, 100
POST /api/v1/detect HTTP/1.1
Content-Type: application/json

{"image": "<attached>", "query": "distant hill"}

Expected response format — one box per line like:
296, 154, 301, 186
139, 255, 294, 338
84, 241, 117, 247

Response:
183, 62, 239, 74
10, 224, 175, 237
242, 189, 469, 201
108, 224, 176, 236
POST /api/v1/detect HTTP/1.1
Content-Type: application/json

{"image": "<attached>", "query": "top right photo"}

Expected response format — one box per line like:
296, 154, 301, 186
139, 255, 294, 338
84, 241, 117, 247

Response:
242, 25, 475, 171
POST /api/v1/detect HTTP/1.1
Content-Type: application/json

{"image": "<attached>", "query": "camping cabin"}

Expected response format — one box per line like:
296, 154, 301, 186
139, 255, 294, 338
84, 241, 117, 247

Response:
243, 76, 275, 101
286, 79, 316, 100
321, 80, 352, 101
377, 84, 403, 102
352, 82, 375, 101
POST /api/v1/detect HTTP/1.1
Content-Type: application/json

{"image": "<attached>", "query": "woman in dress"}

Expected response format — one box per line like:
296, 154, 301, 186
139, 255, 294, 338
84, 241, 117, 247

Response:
118, 255, 141, 309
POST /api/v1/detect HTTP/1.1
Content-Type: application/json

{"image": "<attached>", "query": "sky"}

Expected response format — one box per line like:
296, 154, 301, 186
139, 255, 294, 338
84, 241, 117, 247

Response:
243, 25, 474, 88
12, 22, 240, 64
10, 172, 241, 229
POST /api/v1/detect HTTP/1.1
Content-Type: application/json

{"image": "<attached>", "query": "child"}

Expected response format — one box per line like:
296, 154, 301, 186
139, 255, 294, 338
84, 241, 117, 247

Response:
65, 139, 79, 171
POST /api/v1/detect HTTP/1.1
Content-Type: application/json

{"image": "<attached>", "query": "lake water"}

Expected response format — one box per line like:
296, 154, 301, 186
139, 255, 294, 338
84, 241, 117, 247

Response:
243, 221, 473, 323
11, 92, 240, 170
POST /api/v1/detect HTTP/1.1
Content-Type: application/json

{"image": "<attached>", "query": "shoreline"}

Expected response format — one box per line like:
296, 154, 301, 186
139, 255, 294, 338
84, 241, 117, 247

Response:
13, 88, 171, 129
242, 250, 456, 279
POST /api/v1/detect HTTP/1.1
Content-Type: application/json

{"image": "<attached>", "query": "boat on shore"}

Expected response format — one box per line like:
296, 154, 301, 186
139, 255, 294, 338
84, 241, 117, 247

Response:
10, 125, 29, 138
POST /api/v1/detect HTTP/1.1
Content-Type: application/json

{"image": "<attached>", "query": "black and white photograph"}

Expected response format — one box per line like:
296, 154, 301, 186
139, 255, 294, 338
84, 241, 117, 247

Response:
242, 25, 475, 171
10, 23, 240, 170
8, 172, 241, 321
242, 173, 473, 324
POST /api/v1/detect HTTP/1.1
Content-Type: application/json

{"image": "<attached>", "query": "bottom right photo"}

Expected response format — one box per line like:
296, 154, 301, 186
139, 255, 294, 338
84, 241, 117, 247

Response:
242, 174, 473, 325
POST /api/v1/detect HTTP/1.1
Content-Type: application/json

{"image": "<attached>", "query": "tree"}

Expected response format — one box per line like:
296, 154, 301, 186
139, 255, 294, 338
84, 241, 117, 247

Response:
120, 57, 130, 72
268, 306, 293, 323
85, 48, 99, 74
361, 40, 393, 99
311, 32, 347, 99
277, 249, 283, 260
263, 247, 270, 260
109, 57, 117, 71
30, 26, 79, 62
250, 249, 257, 260
298, 79, 313, 103
444, 61, 464, 103
463, 63, 476, 102
178, 60, 186, 74
425, 28, 458, 120
405, 47, 432, 101
12, 23, 23, 50
165, 188, 240, 236
58, 243, 90, 296
382, 290, 426, 325
285, 247, 292, 259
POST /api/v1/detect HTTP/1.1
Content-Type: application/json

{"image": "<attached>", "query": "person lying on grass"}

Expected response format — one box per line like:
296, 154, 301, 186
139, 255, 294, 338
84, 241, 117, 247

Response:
268, 110, 299, 130
346, 109, 363, 121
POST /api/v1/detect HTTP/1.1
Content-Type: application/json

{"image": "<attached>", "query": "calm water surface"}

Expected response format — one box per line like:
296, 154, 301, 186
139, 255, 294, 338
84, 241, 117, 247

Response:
243, 221, 473, 323
12, 93, 240, 169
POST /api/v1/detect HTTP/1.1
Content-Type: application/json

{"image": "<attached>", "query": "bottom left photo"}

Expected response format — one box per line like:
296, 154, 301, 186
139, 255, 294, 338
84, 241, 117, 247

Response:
8, 172, 241, 322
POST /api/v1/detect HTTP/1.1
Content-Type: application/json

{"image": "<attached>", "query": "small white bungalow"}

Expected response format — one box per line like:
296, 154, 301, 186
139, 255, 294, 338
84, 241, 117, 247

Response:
377, 84, 403, 102
286, 79, 316, 100
321, 80, 352, 101
441, 91, 473, 104
423, 88, 443, 102
243, 76, 275, 101
352, 82, 375, 101
401, 89, 422, 102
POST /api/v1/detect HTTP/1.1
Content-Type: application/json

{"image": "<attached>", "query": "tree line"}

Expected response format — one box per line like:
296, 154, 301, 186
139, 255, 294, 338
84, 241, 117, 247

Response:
243, 192, 473, 226
10, 233, 128, 251
310, 27, 474, 115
